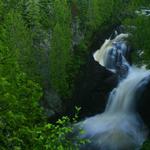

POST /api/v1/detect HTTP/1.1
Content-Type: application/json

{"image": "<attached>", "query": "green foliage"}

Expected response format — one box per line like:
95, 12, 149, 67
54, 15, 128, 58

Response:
0, 0, 136, 100
0, 10, 35, 77
0, 73, 45, 149
36, 110, 88, 150
0, 10, 46, 148
0, 0, 149, 102
1, 98, 86, 149
123, 1, 150, 67
141, 140, 150, 150
0, 3, 86, 149
23, 0, 41, 28
50, 0, 72, 98
85, 0, 113, 30
1, 0, 150, 149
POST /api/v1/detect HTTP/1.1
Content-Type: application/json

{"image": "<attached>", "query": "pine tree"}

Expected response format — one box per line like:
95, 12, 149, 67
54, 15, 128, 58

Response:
0, 10, 46, 149
50, 0, 72, 98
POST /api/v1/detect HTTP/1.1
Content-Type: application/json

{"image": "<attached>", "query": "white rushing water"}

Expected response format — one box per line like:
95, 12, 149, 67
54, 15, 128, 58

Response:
78, 33, 150, 150
93, 33, 129, 72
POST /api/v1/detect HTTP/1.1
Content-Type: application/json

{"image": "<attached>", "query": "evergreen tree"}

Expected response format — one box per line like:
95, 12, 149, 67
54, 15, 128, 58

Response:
50, 0, 72, 98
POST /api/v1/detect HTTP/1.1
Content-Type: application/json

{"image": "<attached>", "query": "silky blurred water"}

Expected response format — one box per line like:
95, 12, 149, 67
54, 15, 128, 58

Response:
78, 34, 150, 150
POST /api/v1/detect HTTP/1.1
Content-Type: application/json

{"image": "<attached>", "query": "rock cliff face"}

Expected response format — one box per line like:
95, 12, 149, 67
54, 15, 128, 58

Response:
72, 28, 131, 118
138, 82, 150, 129
47, 24, 120, 119
73, 55, 118, 118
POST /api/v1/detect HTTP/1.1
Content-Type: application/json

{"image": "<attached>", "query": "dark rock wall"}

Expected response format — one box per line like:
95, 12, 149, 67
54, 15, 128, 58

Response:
47, 23, 150, 131
138, 82, 150, 129
73, 55, 118, 118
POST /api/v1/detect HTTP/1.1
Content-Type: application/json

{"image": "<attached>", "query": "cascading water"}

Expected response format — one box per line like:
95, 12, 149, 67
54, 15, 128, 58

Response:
77, 33, 150, 150
93, 33, 129, 74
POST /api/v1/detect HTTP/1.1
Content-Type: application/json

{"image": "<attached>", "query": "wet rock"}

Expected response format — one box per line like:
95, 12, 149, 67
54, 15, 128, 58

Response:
72, 31, 131, 118
73, 54, 118, 118
137, 81, 150, 129
41, 89, 64, 121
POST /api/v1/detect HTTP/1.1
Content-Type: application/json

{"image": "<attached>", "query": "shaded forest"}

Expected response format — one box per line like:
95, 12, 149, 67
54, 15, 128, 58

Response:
0, 0, 150, 149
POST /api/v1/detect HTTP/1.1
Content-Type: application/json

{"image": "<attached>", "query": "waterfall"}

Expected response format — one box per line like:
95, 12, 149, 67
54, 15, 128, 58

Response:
77, 33, 150, 150
93, 33, 129, 73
